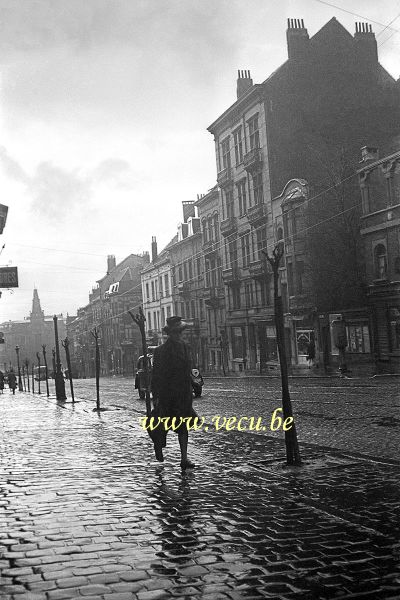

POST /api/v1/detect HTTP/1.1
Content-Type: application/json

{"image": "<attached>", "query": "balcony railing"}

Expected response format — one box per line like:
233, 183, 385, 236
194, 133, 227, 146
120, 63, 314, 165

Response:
222, 265, 240, 283
217, 167, 233, 189
243, 147, 263, 172
247, 203, 267, 226
248, 259, 264, 278
203, 286, 224, 308
220, 215, 237, 237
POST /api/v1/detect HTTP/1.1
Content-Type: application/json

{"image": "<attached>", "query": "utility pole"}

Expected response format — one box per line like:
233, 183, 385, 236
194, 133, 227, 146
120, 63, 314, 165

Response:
15, 345, 23, 392
42, 345, 50, 397
62, 337, 75, 403
91, 327, 100, 410
53, 315, 66, 401
263, 244, 301, 466
36, 352, 41, 395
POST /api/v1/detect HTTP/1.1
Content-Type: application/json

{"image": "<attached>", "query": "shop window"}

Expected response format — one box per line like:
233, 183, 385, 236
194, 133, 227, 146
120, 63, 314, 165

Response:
389, 308, 400, 351
374, 244, 387, 279
232, 326, 245, 359
346, 324, 371, 353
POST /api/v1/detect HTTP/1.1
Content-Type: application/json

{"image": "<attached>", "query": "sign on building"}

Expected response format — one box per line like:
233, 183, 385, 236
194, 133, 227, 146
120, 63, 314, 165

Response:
0, 266, 18, 288
0, 205, 8, 234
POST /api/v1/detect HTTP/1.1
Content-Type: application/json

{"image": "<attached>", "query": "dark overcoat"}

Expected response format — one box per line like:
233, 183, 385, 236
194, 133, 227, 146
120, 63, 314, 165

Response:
151, 337, 193, 419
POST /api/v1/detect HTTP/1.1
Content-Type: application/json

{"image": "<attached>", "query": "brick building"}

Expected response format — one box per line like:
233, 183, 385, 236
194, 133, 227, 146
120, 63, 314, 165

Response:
358, 143, 400, 373
207, 17, 400, 373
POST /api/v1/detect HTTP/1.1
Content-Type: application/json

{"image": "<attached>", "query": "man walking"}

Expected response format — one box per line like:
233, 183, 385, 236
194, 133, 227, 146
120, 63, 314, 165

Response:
151, 316, 195, 470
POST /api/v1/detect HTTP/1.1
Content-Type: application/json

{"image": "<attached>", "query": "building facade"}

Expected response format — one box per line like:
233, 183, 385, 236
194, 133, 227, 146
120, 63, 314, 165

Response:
0, 289, 66, 372
206, 17, 400, 373
358, 144, 400, 373
67, 253, 149, 377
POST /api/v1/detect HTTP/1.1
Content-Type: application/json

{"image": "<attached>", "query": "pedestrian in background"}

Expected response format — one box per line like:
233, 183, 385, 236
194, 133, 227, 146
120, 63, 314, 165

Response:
151, 316, 196, 470
307, 339, 316, 368
8, 369, 17, 394
0, 371, 4, 394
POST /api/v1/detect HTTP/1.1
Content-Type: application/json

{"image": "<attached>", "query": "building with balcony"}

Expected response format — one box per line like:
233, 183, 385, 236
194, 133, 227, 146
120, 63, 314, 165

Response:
206, 17, 399, 373
141, 236, 176, 345
358, 143, 400, 373
195, 186, 226, 372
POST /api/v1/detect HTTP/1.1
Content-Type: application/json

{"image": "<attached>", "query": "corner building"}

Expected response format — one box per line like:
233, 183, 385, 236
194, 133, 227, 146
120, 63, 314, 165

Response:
207, 17, 400, 373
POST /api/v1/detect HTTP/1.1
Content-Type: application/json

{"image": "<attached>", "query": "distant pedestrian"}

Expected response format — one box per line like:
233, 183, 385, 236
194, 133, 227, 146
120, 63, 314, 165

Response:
8, 370, 17, 394
0, 371, 4, 393
306, 339, 316, 368
151, 316, 196, 470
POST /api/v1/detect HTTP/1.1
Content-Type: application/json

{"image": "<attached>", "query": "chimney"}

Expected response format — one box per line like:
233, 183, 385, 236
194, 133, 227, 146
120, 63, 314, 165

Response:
107, 255, 116, 274
286, 18, 309, 61
151, 236, 158, 262
360, 146, 379, 163
236, 70, 253, 99
182, 201, 195, 223
142, 250, 150, 264
354, 22, 378, 65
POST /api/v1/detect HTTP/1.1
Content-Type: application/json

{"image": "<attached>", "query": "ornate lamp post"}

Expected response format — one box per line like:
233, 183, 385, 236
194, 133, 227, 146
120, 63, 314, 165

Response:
15, 345, 23, 392
53, 315, 66, 400
24, 359, 30, 392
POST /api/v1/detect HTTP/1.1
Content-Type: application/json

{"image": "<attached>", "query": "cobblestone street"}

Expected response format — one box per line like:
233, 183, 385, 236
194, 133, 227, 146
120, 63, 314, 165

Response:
1, 380, 400, 599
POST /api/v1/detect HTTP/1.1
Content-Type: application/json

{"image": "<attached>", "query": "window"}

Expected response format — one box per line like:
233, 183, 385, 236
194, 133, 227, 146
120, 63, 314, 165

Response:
374, 244, 387, 279
191, 300, 196, 318
147, 313, 152, 330
197, 257, 202, 279
159, 277, 163, 298
228, 239, 238, 268
346, 324, 371, 353
256, 228, 266, 260
241, 234, 250, 268
188, 259, 193, 281
287, 262, 294, 295
178, 266, 183, 282
166, 305, 171, 319
164, 274, 170, 297
221, 137, 231, 170
145, 282, 150, 302
202, 218, 208, 243
237, 179, 247, 215
213, 214, 219, 240
245, 281, 254, 307
233, 126, 243, 165
247, 114, 259, 150
151, 281, 155, 302
296, 260, 304, 295
277, 226, 284, 241
231, 285, 241, 310
183, 262, 188, 282
224, 189, 234, 219
252, 172, 264, 205
199, 298, 205, 320
232, 326, 245, 358
161, 307, 165, 327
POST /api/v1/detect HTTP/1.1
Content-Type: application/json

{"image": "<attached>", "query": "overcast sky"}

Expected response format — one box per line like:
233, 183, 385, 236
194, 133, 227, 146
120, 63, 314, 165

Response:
0, 0, 399, 321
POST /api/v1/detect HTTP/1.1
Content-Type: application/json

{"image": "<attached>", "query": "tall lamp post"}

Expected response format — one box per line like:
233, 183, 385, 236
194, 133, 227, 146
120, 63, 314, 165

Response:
53, 315, 66, 401
15, 345, 23, 392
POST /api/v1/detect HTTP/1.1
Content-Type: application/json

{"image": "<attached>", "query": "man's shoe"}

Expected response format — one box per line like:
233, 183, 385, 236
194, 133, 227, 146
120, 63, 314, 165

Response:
154, 445, 164, 462
180, 459, 195, 470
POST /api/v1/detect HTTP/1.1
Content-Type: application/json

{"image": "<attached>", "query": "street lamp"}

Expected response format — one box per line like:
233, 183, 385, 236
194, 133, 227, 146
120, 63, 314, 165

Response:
15, 345, 23, 392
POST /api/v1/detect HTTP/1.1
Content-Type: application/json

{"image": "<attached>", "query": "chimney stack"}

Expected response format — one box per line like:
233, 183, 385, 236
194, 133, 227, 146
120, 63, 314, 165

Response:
151, 236, 158, 263
236, 70, 253, 99
354, 22, 378, 65
286, 18, 309, 61
107, 255, 116, 274
182, 201, 196, 223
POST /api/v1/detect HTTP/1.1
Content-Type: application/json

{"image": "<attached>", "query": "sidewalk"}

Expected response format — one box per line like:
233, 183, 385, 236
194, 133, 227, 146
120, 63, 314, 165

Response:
1, 391, 400, 599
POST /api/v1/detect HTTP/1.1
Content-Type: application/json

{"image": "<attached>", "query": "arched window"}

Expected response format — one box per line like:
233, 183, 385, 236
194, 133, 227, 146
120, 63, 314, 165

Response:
277, 227, 283, 241
374, 244, 387, 279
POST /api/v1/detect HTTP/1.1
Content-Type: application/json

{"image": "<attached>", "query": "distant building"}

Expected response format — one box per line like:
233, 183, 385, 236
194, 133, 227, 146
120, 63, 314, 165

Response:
141, 236, 176, 345
67, 253, 149, 377
358, 143, 400, 373
0, 289, 66, 371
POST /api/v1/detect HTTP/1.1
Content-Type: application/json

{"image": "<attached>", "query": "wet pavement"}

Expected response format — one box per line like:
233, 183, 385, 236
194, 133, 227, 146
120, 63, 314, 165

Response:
1, 383, 400, 599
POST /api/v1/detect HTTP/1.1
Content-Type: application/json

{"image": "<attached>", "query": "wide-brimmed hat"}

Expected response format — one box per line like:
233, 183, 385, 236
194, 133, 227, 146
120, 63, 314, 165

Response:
164, 315, 187, 334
